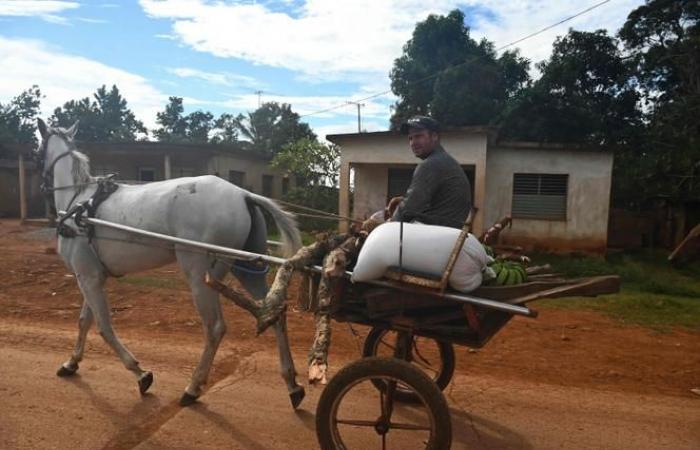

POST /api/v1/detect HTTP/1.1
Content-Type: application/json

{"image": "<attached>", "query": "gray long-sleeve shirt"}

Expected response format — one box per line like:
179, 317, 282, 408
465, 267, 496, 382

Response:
392, 145, 472, 229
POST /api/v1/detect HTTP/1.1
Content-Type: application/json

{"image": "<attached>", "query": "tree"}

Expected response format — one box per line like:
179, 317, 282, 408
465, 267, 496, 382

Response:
272, 137, 340, 231
153, 97, 215, 144
389, 10, 530, 129
272, 137, 340, 186
501, 29, 640, 146
616, 0, 700, 205
234, 102, 316, 156
210, 113, 239, 144
0, 85, 42, 145
51, 85, 146, 141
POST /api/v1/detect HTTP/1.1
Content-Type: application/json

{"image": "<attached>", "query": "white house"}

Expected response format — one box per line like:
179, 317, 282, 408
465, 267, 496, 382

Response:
327, 127, 613, 254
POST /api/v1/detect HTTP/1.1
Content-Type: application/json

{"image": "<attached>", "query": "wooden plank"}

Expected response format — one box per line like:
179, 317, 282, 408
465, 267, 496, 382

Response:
504, 275, 620, 305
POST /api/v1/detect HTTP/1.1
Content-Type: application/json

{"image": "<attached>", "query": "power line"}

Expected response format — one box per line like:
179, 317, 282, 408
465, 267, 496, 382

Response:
298, 0, 613, 119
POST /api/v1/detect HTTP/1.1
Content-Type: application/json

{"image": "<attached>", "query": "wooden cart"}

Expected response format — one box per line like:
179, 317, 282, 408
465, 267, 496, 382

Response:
312, 264, 619, 450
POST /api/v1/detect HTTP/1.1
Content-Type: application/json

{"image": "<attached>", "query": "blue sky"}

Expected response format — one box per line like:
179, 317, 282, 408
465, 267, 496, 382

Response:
0, 0, 644, 140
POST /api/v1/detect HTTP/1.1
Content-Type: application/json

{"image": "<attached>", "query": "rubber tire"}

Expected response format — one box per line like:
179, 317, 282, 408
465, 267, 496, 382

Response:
316, 357, 452, 450
363, 327, 456, 403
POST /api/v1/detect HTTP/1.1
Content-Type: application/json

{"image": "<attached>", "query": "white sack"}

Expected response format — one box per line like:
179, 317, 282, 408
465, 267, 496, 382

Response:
352, 222, 491, 292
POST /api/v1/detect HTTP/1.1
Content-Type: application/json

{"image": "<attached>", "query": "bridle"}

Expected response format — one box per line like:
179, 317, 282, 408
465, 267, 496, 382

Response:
35, 131, 77, 194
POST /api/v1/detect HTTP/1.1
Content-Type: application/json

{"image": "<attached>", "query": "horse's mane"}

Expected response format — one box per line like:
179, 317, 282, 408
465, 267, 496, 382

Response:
52, 127, 94, 192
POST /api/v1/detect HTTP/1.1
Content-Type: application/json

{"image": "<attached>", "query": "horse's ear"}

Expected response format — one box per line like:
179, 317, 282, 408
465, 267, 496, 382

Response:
66, 120, 79, 139
37, 118, 49, 140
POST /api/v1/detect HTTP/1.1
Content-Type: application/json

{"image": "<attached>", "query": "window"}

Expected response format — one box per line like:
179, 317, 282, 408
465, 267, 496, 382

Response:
229, 170, 245, 186
262, 174, 274, 197
282, 177, 290, 195
139, 168, 155, 182
512, 173, 568, 220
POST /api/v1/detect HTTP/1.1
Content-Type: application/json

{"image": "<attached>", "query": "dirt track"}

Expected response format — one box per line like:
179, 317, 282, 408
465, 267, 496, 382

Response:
1, 220, 699, 449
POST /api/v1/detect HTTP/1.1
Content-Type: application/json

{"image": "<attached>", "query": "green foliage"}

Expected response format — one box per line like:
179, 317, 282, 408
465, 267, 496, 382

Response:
153, 96, 215, 144
501, 29, 640, 145
616, 0, 700, 206
281, 185, 339, 232
51, 85, 146, 142
210, 113, 239, 144
233, 102, 315, 157
0, 85, 42, 145
389, 9, 529, 129
272, 137, 340, 186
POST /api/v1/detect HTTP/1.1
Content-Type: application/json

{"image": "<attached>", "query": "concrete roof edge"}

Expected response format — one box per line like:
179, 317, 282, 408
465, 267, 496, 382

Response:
326, 125, 499, 143
494, 140, 610, 152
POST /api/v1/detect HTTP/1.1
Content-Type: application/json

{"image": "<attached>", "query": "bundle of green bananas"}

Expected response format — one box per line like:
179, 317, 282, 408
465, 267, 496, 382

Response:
489, 261, 528, 286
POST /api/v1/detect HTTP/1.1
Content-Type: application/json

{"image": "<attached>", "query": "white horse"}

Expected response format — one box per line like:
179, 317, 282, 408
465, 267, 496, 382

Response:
35, 118, 305, 407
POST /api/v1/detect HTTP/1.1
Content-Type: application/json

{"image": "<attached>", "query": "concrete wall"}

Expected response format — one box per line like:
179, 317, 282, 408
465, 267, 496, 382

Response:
0, 160, 44, 218
485, 145, 613, 254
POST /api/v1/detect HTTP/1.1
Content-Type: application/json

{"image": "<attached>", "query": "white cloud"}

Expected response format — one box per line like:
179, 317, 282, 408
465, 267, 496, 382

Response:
167, 67, 260, 88
140, 0, 644, 80
0, 36, 167, 130
0, 0, 79, 23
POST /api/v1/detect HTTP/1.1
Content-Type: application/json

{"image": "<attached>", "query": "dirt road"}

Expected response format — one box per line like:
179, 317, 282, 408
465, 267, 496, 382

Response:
1, 220, 699, 449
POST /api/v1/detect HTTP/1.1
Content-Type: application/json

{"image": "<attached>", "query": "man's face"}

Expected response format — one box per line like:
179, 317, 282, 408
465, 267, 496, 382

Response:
407, 128, 439, 159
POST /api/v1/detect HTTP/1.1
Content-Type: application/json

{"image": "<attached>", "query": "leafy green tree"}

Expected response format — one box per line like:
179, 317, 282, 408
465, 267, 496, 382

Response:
272, 137, 340, 231
617, 0, 700, 205
0, 85, 42, 145
153, 96, 214, 144
51, 85, 146, 141
389, 9, 530, 129
501, 29, 640, 146
272, 137, 340, 186
234, 102, 315, 156
210, 113, 239, 144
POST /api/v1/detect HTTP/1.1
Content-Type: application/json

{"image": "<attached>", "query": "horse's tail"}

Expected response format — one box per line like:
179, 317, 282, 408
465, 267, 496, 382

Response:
245, 193, 302, 257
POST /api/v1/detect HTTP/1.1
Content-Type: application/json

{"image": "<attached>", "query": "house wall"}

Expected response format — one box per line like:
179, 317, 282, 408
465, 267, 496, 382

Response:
337, 131, 488, 233
0, 160, 44, 218
485, 145, 613, 254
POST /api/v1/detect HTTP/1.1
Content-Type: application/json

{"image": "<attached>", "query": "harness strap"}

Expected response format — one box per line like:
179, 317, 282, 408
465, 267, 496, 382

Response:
57, 177, 121, 278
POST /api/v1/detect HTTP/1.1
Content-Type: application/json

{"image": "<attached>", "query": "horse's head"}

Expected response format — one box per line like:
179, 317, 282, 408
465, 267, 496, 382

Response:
34, 118, 79, 181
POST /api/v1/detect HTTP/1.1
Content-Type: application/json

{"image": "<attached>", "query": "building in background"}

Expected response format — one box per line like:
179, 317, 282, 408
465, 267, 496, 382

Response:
328, 128, 614, 255
0, 141, 295, 219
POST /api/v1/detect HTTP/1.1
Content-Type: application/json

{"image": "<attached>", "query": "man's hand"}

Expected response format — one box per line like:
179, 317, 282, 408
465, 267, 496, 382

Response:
385, 196, 404, 220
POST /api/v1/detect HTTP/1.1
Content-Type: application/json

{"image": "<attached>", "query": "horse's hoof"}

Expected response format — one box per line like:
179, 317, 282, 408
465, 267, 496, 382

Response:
179, 392, 199, 407
289, 386, 305, 409
138, 372, 154, 395
56, 363, 78, 377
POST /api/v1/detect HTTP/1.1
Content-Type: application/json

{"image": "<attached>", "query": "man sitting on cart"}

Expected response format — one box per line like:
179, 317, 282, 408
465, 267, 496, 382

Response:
387, 115, 472, 229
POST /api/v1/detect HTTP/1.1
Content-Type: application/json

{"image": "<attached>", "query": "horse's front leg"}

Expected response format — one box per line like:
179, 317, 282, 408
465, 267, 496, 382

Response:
273, 313, 305, 409
72, 268, 153, 395
57, 300, 93, 376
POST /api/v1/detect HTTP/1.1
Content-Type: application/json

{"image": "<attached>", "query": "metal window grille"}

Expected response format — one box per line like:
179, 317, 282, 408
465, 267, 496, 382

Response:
512, 173, 568, 220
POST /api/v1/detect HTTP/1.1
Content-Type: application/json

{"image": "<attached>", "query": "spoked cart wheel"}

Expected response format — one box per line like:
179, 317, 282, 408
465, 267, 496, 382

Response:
363, 327, 456, 403
316, 357, 452, 450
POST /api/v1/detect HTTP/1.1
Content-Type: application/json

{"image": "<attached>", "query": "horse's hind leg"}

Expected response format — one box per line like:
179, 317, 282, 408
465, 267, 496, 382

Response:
235, 270, 303, 408
57, 300, 93, 376
233, 204, 304, 408
177, 251, 227, 406
73, 269, 153, 394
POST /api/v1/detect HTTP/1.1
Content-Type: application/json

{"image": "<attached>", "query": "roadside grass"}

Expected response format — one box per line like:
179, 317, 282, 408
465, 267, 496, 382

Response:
534, 250, 700, 330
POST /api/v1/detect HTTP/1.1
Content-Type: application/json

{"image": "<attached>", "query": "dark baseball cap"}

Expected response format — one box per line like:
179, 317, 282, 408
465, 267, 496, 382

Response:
400, 115, 440, 134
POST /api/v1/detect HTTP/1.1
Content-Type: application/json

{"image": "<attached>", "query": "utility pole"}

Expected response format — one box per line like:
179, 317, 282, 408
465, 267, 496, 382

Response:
346, 101, 365, 133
